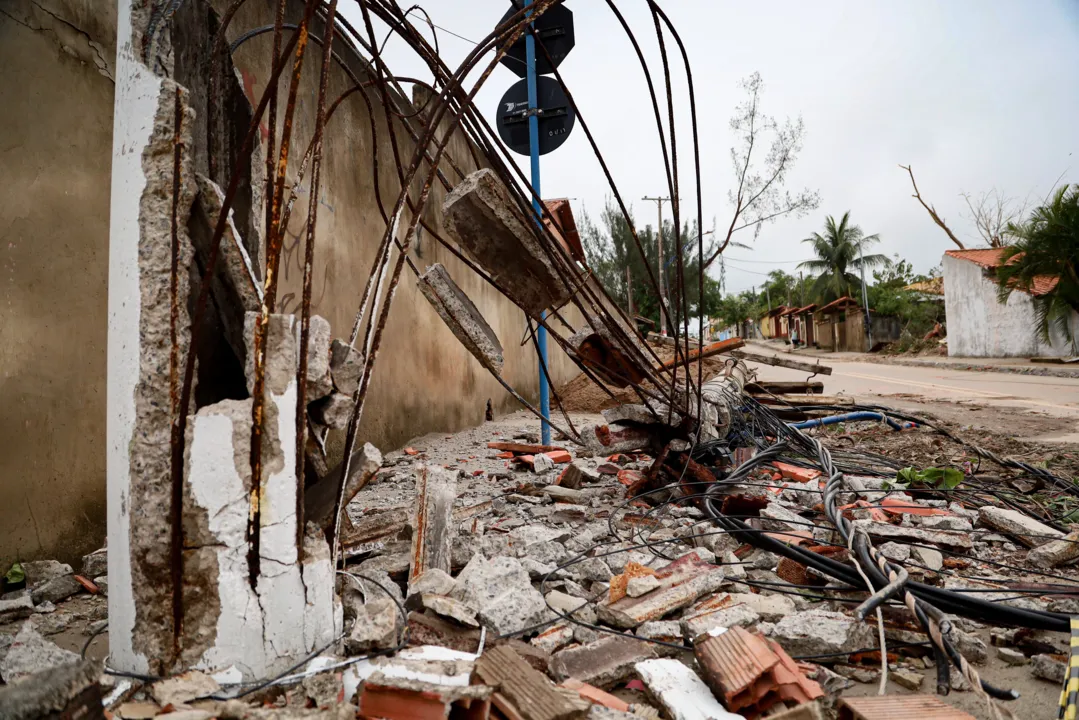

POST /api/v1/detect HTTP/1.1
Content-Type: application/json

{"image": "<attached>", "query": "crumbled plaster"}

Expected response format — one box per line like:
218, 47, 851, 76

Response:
123, 73, 197, 672
184, 392, 339, 679
184, 400, 259, 674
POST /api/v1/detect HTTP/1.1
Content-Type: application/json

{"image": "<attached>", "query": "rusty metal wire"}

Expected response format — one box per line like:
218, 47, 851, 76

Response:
170, 0, 721, 603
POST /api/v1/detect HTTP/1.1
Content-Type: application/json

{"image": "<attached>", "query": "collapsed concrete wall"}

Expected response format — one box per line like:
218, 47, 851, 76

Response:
106, 0, 344, 676
0, 0, 581, 575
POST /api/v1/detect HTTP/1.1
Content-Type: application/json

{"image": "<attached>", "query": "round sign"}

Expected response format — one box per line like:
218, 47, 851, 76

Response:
498, 2, 575, 78
496, 76, 576, 156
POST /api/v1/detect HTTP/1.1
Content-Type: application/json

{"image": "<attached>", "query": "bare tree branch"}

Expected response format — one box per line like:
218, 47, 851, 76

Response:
705, 73, 820, 269
961, 188, 1028, 247
899, 164, 964, 250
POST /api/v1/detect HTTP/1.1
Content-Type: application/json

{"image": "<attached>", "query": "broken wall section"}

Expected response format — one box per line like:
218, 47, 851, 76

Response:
180, 313, 340, 679
107, 0, 339, 678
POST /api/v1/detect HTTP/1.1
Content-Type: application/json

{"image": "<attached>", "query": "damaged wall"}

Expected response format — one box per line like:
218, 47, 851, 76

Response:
943, 253, 1079, 358
1, 0, 581, 573
0, 0, 117, 572
214, 0, 582, 459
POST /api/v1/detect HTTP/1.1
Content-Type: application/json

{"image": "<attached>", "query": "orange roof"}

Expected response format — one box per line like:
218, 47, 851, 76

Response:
945, 248, 1058, 296
1030, 275, 1059, 295
816, 296, 859, 314
543, 198, 584, 263
944, 247, 1011, 269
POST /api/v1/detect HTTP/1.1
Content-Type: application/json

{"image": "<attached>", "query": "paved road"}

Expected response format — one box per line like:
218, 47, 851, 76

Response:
742, 357, 1079, 441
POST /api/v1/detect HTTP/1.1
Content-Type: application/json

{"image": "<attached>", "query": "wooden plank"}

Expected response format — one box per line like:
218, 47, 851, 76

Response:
747, 381, 824, 395
756, 394, 853, 406
648, 332, 702, 347
487, 441, 566, 454
474, 646, 589, 720
341, 507, 410, 547
655, 337, 745, 370
730, 349, 833, 376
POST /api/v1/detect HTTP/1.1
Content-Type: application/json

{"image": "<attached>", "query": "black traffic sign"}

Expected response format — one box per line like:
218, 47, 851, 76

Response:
497, 2, 574, 78
496, 76, 576, 156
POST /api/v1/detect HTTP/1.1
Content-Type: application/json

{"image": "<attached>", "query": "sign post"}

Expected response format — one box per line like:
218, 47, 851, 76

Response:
496, 0, 575, 446
523, 0, 551, 445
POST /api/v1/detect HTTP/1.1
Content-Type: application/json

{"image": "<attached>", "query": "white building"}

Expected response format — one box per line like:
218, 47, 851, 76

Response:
942, 248, 1077, 357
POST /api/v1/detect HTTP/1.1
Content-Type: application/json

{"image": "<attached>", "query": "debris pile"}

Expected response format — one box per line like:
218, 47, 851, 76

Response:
15, 0, 1076, 717
6, 342, 1079, 717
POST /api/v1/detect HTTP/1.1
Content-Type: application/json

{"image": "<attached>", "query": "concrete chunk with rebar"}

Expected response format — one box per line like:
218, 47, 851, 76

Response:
442, 169, 572, 319
409, 464, 457, 586
419, 263, 503, 374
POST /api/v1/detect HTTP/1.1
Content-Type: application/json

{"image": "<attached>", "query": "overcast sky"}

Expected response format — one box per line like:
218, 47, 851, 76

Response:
347, 1, 1079, 295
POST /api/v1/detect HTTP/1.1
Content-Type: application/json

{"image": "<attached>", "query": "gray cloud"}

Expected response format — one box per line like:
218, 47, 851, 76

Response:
351, 1, 1079, 294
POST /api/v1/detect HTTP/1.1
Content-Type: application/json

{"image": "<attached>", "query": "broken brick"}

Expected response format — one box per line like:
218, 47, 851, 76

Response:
473, 645, 589, 720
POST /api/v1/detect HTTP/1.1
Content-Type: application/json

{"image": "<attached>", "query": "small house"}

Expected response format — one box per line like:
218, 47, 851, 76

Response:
814, 296, 900, 352
942, 249, 1075, 357
760, 306, 792, 339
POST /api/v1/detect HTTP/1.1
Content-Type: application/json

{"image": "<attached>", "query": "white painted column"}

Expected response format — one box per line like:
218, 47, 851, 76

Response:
106, 0, 161, 675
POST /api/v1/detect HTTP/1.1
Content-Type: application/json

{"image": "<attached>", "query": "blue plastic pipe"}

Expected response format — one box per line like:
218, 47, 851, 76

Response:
789, 411, 914, 431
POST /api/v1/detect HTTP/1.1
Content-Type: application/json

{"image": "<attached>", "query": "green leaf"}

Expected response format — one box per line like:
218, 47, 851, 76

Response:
893, 466, 964, 490
4, 563, 25, 585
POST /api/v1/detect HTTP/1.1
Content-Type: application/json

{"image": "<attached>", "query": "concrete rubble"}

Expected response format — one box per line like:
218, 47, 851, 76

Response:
26, 0, 1063, 717
6, 368, 1078, 719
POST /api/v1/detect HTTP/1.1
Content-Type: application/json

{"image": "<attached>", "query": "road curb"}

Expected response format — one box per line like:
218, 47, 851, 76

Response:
743, 342, 1079, 379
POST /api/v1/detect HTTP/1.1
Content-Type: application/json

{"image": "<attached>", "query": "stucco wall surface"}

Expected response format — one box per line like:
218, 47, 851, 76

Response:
0, 0, 117, 571
943, 254, 1077, 358
1, 0, 584, 570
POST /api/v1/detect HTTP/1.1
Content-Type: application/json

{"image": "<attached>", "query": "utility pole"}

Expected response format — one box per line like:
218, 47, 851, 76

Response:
799, 271, 805, 306
642, 196, 674, 335
859, 246, 873, 351
625, 265, 634, 316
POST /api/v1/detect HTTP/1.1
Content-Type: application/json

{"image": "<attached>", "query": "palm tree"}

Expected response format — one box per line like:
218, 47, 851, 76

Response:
996, 185, 1079, 349
798, 212, 889, 302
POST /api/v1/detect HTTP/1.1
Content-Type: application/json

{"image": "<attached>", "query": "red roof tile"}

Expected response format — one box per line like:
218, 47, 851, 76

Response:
816, 296, 859, 314
1031, 275, 1060, 296
944, 247, 1010, 269
945, 249, 1059, 296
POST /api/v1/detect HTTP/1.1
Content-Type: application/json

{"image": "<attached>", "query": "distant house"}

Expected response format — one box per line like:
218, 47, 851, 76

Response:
760, 306, 792, 339
942, 248, 1076, 358
814, 296, 900, 352
786, 304, 817, 346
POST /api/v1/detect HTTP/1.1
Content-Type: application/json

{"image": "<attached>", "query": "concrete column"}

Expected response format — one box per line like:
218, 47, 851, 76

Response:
179, 315, 340, 678
107, 0, 196, 674
107, 0, 339, 679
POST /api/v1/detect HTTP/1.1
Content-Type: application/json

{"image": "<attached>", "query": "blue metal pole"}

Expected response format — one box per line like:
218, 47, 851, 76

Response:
524, 0, 551, 445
